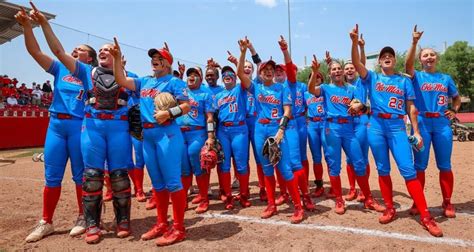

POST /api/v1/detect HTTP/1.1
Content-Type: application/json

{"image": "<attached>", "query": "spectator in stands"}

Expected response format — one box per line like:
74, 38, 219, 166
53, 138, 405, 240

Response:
0, 96, 5, 109
6, 94, 18, 106
31, 85, 43, 105
12, 78, 19, 87
42, 80, 52, 98
2, 75, 11, 86
19, 83, 28, 93
32, 82, 37, 90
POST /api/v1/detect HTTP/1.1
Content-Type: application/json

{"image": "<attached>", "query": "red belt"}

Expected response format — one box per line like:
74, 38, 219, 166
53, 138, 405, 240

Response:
419, 111, 441, 118
180, 126, 204, 132
309, 117, 323, 122
143, 121, 171, 128
372, 112, 404, 119
221, 121, 245, 127
258, 118, 281, 124
294, 112, 306, 118
86, 113, 128, 121
56, 113, 73, 119
327, 118, 350, 124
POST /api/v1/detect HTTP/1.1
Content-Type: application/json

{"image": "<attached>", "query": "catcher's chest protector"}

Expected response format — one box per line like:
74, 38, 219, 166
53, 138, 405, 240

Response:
88, 67, 129, 110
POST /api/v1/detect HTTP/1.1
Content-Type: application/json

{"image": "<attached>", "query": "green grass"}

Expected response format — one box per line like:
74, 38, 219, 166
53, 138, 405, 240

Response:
464, 123, 474, 127
2, 148, 44, 158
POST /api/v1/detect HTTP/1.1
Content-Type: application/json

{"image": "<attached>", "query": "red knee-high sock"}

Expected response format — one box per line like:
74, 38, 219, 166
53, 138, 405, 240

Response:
406, 179, 430, 218
286, 177, 302, 208
221, 172, 232, 196
417, 171, 426, 190
439, 170, 454, 204
378, 175, 393, 209
264, 175, 276, 206
43, 186, 61, 224
217, 166, 223, 191
133, 168, 145, 193
355, 175, 372, 199
196, 174, 210, 201
313, 163, 323, 181
295, 169, 309, 195
170, 189, 187, 231
366, 164, 371, 178
256, 164, 265, 189
239, 173, 250, 196
275, 169, 287, 194
75, 184, 83, 215
346, 164, 356, 191
181, 175, 193, 194
302, 160, 310, 181
155, 189, 170, 225
329, 176, 343, 199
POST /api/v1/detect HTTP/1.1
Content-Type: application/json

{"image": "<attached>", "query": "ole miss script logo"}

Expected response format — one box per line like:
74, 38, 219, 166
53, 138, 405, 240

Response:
258, 94, 281, 105
421, 83, 448, 93
62, 75, 83, 85
330, 95, 351, 105
375, 82, 404, 95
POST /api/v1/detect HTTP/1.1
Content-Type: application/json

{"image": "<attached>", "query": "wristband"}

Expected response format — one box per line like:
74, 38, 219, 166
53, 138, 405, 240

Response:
279, 116, 289, 130
251, 54, 262, 64
168, 106, 183, 119
207, 122, 215, 133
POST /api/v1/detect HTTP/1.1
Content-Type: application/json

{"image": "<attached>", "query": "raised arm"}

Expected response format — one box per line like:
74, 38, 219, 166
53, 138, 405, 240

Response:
15, 8, 53, 71
236, 38, 251, 89
279, 35, 296, 83
227, 50, 238, 67
247, 38, 261, 69
350, 24, 368, 79
307, 55, 323, 96
29, 2, 77, 73
405, 25, 424, 78
358, 33, 367, 66
177, 61, 185, 80
110, 37, 136, 91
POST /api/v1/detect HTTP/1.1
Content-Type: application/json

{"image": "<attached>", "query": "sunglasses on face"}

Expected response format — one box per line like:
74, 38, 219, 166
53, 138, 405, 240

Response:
222, 72, 236, 78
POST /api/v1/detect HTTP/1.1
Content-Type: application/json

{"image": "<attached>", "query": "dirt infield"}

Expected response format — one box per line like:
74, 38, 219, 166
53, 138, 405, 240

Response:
0, 141, 473, 251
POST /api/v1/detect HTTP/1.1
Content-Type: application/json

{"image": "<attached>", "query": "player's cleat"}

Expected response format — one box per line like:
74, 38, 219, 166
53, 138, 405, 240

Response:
261, 205, 277, 219
141, 223, 168, 240
25, 220, 54, 242
259, 187, 267, 201
364, 198, 385, 212
344, 189, 357, 201
116, 221, 131, 238
275, 193, 289, 206
291, 206, 304, 224
302, 194, 316, 212
409, 203, 419, 215
219, 189, 227, 202
195, 200, 209, 214
335, 199, 346, 215
155, 227, 186, 246
379, 208, 397, 224
191, 194, 203, 204
420, 216, 443, 237
224, 195, 234, 210
146, 196, 157, 210
356, 190, 365, 202
442, 202, 456, 218
136, 190, 147, 202
69, 215, 86, 237
84, 226, 102, 244
312, 186, 325, 198
239, 194, 252, 208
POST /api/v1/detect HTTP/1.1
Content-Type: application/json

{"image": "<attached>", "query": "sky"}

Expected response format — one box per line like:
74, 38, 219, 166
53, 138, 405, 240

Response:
1, 0, 473, 86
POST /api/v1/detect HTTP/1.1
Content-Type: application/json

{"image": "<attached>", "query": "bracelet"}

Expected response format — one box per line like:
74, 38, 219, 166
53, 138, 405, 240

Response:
168, 106, 183, 119
251, 54, 262, 64
279, 116, 289, 130
207, 122, 215, 133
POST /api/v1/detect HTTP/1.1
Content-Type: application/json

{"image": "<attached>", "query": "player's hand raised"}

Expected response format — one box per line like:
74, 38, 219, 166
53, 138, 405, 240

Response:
412, 25, 424, 44
311, 54, 321, 73
178, 61, 185, 75
110, 37, 122, 60
227, 51, 238, 65
14, 7, 31, 27
29, 2, 48, 25
349, 24, 359, 43
325, 51, 332, 65
358, 33, 365, 47
278, 35, 288, 51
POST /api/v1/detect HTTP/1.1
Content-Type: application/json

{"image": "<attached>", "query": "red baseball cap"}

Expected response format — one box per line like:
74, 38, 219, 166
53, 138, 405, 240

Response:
258, 59, 276, 73
275, 64, 286, 71
148, 48, 174, 65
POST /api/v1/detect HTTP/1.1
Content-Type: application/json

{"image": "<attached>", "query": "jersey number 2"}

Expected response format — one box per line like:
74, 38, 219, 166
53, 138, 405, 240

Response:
388, 97, 403, 110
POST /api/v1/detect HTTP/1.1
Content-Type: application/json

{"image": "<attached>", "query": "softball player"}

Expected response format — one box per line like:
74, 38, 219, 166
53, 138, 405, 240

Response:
237, 38, 304, 223
214, 65, 251, 209
16, 8, 94, 242
112, 38, 191, 246
307, 55, 383, 215
350, 24, 443, 237
177, 67, 215, 214
305, 72, 327, 197
405, 25, 461, 218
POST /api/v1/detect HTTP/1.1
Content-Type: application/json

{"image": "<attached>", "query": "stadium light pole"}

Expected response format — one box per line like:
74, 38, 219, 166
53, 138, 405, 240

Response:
287, 0, 292, 55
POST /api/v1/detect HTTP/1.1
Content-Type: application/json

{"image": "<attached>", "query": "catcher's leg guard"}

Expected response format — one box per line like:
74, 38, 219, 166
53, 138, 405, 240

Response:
110, 169, 132, 238
43, 186, 61, 224
82, 168, 104, 243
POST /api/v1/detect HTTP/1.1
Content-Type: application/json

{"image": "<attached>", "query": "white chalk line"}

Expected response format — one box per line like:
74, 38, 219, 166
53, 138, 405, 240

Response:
203, 213, 474, 248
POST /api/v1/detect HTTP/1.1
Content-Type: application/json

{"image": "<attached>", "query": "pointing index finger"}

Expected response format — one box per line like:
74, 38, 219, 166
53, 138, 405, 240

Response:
29, 1, 39, 12
113, 37, 119, 47
414, 24, 417, 32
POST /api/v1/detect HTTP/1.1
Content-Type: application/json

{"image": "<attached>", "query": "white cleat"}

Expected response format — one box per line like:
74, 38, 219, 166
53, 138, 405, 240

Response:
25, 220, 54, 243
69, 215, 86, 236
